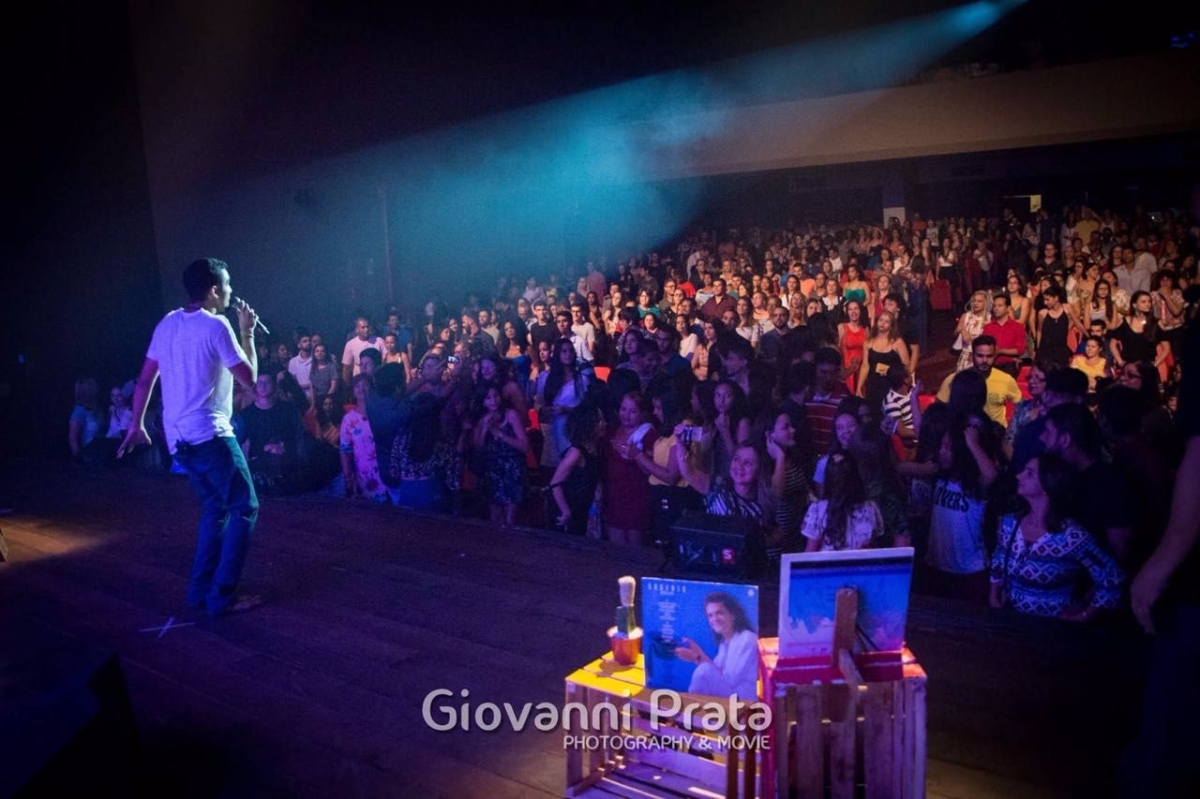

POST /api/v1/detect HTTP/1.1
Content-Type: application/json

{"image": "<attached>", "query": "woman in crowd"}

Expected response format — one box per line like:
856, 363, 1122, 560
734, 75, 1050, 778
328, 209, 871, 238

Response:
1151, 270, 1186, 358
838, 300, 867, 395
675, 439, 772, 526
954, 291, 991, 373
848, 423, 912, 547
925, 416, 999, 603
1111, 291, 1170, 384
340, 375, 387, 502
636, 289, 659, 321
780, 274, 803, 310
106, 385, 133, 444
313, 395, 343, 447
1005, 272, 1035, 340
548, 404, 605, 536
538, 338, 590, 476
842, 263, 871, 309
309, 342, 339, 404
990, 454, 1125, 620
710, 381, 753, 483
802, 453, 884, 552
692, 319, 719, 382
472, 385, 529, 529
1035, 285, 1083, 368
603, 392, 658, 546
1070, 336, 1111, 393
477, 355, 527, 421
734, 296, 760, 350
813, 405, 861, 498
871, 273, 893, 321
762, 410, 811, 554
675, 313, 699, 363
69, 377, 106, 464
750, 290, 772, 333
858, 310, 910, 414
1088, 278, 1123, 331
1004, 361, 1054, 459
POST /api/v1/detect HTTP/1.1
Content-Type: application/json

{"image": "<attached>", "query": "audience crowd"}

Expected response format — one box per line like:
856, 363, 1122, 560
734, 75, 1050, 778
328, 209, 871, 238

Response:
76, 203, 1200, 621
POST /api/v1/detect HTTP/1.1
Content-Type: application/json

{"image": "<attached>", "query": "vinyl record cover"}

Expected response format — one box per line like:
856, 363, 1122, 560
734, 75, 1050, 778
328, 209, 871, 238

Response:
641, 577, 760, 701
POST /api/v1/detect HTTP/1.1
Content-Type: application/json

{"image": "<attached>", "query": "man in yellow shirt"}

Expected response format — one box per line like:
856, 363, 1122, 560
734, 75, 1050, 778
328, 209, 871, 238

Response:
936, 335, 1022, 427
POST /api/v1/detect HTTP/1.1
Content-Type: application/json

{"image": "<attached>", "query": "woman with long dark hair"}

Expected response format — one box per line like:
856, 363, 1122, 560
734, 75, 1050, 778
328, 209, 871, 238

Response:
472, 385, 529, 529
537, 338, 590, 474
801, 453, 884, 551
548, 404, 606, 535
603, 391, 658, 546
1111, 290, 1171, 384
989, 454, 1124, 620
762, 410, 812, 554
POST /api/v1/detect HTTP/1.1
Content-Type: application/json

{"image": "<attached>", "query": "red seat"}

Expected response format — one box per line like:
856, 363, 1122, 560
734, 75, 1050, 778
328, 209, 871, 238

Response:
917, 393, 937, 412
592, 365, 611, 382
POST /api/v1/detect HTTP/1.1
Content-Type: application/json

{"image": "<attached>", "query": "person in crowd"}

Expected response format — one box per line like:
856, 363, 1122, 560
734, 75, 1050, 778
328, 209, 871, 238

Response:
762, 409, 811, 554
339, 374, 387, 502
602, 392, 658, 546
471, 385, 529, 529
388, 353, 458, 511
235, 372, 306, 494
1035, 285, 1085, 368
802, 453, 885, 552
477, 355, 527, 421
699, 278, 736, 323
311, 395, 342, 448
69, 377, 107, 465
548, 403, 606, 536
1041, 403, 1134, 562
106, 384, 133, 445
990, 454, 1125, 620
676, 591, 759, 701
1111, 290, 1171, 385
806, 347, 851, 456
341, 316, 387, 384
675, 438, 772, 525
287, 331, 315, 403
936, 335, 1023, 428
308, 342, 339, 404
813, 404, 861, 498
537, 338, 591, 478
1070, 335, 1112, 392
838, 300, 867, 394
858, 310, 910, 415
849, 422, 912, 545
983, 293, 1027, 377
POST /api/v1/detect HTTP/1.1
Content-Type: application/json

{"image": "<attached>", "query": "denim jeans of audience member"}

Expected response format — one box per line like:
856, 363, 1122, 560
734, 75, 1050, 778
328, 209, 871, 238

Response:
388, 477, 447, 512
174, 436, 259, 615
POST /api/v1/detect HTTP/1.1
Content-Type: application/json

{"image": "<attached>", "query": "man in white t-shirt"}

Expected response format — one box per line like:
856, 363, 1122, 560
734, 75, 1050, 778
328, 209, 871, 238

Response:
341, 316, 387, 384
118, 258, 262, 617
287, 331, 314, 399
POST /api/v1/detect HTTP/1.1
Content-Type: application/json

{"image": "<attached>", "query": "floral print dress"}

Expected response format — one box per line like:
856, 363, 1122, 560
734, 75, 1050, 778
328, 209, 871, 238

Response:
339, 409, 387, 501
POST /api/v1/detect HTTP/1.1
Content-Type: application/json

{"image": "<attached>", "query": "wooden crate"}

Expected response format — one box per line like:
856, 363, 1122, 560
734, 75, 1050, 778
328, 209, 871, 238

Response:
564, 653, 762, 798
759, 639, 927, 799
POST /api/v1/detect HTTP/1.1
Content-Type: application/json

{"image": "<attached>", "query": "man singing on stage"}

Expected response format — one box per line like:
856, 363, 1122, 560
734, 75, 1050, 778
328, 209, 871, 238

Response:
118, 258, 263, 616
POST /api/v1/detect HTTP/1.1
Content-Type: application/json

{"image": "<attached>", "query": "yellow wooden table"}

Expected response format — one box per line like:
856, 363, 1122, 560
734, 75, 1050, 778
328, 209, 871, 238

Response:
563, 652, 761, 798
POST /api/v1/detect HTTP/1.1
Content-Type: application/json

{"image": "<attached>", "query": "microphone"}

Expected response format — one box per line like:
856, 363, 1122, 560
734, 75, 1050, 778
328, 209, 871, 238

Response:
230, 296, 270, 336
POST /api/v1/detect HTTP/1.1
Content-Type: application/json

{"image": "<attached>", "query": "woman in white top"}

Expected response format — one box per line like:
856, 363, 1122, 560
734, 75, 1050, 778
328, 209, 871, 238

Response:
676, 591, 759, 700
803, 454, 884, 551
734, 296, 761, 351
675, 314, 699, 362
954, 291, 991, 373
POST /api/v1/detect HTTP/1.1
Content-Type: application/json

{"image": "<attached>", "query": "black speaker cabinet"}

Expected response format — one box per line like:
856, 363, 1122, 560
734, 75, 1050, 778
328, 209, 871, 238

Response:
668, 511, 765, 580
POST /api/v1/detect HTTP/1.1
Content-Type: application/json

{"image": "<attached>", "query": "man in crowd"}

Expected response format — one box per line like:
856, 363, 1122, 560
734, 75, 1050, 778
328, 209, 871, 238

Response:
936, 335, 1023, 428
759, 306, 792, 366
699, 278, 736, 323
118, 257, 262, 617
287, 329, 314, 402
342, 316, 387, 384
527, 299, 557, 352
982, 294, 1027, 377
569, 302, 596, 363
805, 347, 850, 455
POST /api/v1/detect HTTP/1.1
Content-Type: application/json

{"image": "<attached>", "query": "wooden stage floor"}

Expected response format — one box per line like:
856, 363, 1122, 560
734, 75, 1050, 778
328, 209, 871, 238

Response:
1, 463, 1144, 798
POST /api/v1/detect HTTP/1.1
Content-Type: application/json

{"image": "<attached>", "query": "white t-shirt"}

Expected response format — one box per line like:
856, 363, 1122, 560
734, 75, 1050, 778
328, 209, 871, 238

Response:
341, 336, 386, 376
288, 353, 314, 389
571, 323, 596, 362
687, 628, 759, 700
927, 478, 987, 573
147, 309, 246, 453
801, 500, 884, 551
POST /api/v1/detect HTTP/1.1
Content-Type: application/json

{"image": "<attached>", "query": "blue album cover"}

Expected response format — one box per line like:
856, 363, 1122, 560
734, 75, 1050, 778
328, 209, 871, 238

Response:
778, 548, 914, 662
641, 577, 760, 701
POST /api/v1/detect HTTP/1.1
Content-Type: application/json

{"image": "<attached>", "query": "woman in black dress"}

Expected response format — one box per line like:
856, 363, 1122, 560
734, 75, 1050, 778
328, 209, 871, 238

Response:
857, 310, 910, 416
1111, 291, 1170, 384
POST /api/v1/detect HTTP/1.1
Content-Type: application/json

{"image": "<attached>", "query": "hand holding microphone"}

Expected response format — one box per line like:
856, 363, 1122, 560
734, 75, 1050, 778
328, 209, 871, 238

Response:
231, 296, 269, 336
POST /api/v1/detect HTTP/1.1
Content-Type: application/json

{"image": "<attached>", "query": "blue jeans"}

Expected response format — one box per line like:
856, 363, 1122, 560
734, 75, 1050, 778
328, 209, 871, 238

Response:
174, 436, 259, 615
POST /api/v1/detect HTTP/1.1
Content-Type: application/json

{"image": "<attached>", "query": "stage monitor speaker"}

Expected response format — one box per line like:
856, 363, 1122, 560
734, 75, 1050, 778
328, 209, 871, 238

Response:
668, 511, 765, 580
1, 652, 139, 796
